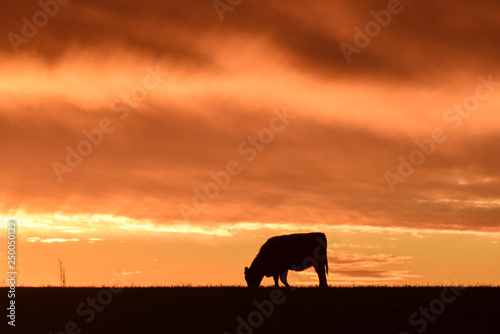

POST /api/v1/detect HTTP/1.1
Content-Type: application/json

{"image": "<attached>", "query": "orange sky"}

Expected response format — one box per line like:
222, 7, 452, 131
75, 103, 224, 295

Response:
1, 0, 500, 286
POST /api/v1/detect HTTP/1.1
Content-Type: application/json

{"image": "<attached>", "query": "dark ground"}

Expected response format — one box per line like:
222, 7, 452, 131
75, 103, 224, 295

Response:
2, 286, 499, 333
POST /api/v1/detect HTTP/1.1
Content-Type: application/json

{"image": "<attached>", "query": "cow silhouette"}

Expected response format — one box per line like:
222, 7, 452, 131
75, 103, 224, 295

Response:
244, 232, 328, 287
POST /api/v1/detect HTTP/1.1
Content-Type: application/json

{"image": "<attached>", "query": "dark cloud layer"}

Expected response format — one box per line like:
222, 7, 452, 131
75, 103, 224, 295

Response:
1, 1, 499, 80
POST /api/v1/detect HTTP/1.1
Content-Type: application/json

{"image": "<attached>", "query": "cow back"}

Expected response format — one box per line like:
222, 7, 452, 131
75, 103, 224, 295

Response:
251, 232, 326, 277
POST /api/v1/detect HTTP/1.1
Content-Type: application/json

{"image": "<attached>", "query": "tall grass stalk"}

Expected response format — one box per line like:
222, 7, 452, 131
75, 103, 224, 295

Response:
58, 257, 66, 287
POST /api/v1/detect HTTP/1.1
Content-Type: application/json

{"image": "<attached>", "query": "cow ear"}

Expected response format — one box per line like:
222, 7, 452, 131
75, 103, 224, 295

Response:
244, 267, 249, 274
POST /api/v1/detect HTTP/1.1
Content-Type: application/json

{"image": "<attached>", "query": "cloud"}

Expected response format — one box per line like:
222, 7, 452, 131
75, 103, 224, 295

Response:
332, 269, 421, 281
23, 237, 79, 243
3, 0, 499, 80
1, 0, 500, 237
330, 253, 412, 268
121, 270, 141, 276
2, 100, 500, 233
289, 251, 419, 284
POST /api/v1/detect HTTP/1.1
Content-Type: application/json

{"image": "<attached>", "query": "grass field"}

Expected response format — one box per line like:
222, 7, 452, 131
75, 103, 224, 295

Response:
3, 286, 499, 333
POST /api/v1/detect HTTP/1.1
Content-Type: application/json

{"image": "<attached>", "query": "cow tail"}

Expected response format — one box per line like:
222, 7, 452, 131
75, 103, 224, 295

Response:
324, 234, 328, 275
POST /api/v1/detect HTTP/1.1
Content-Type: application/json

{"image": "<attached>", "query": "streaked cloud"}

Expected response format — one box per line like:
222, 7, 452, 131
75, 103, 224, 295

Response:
331, 253, 412, 268
5, 212, 500, 241
23, 237, 79, 243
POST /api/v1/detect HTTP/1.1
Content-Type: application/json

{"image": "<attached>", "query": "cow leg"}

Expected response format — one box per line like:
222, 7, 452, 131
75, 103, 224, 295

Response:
273, 275, 279, 287
314, 264, 328, 287
280, 270, 290, 288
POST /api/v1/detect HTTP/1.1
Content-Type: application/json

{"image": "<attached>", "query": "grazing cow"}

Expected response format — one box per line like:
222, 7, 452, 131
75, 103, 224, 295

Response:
244, 232, 328, 287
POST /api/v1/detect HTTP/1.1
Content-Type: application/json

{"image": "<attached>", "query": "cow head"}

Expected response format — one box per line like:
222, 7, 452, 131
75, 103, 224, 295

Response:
244, 267, 263, 287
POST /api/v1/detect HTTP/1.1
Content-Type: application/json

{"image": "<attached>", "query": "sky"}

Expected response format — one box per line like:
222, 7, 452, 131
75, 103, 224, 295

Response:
1, 0, 500, 286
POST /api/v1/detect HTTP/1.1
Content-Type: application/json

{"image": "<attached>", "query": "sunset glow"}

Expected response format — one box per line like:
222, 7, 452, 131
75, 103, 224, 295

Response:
1, 0, 500, 287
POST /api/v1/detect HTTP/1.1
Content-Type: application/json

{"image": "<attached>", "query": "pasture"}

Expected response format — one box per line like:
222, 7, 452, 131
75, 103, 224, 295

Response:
4, 286, 499, 333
